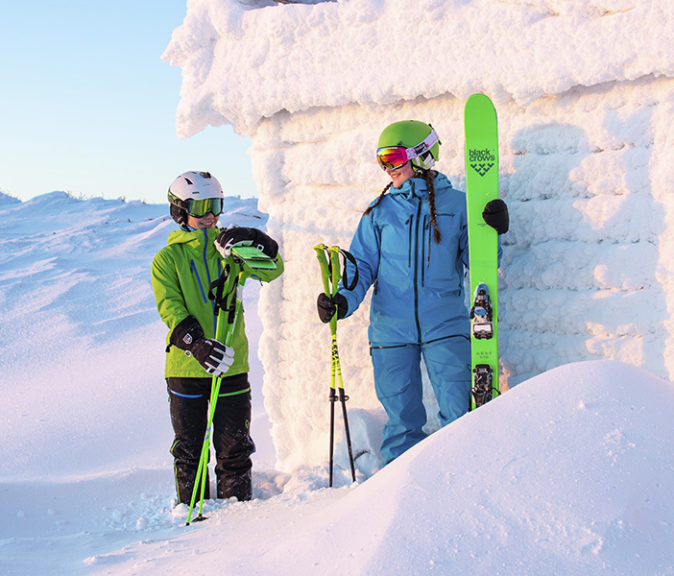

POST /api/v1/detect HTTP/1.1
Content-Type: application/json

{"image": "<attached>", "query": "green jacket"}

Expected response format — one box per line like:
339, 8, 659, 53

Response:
151, 226, 284, 379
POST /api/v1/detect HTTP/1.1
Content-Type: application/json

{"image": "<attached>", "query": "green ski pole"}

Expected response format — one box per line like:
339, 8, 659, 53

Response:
185, 244, 277, 525
186, 258, 248, 526
328, 246, 356, 485
314, 245, 337, 486
314, 243, 356, 487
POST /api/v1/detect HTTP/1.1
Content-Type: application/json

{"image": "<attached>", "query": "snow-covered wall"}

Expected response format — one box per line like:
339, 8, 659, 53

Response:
164, 0, 674, 471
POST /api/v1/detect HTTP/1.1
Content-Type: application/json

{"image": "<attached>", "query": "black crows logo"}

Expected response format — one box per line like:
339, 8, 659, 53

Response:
469, 148, 496, 177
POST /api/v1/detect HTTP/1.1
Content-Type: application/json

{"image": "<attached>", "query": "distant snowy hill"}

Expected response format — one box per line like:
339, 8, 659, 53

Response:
1, 192, 673, 575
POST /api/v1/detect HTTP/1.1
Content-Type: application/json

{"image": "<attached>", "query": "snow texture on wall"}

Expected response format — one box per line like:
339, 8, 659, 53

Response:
165, 0, 674, 471
164, 0, 674, 137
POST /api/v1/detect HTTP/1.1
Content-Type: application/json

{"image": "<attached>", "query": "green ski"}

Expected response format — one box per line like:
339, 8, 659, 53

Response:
464, 93, 500, 410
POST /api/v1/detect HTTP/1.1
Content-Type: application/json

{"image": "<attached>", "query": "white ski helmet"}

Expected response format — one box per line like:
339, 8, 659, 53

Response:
168, 171, 224, 227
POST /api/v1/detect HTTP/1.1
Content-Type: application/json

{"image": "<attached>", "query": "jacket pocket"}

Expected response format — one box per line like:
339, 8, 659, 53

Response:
424, 213, 461, 288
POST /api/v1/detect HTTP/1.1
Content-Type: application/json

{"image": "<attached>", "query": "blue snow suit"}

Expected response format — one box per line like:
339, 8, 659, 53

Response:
339, 172, 483, 463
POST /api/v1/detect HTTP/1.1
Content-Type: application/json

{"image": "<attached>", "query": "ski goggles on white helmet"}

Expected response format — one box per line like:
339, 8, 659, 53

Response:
169, 192, 223, 218
187, 197, 223, 217
376, 128, 440, 171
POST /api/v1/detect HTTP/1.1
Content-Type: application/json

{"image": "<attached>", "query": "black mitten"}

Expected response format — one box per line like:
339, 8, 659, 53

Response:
316, 292, 348, 323
482, 199, 509, 234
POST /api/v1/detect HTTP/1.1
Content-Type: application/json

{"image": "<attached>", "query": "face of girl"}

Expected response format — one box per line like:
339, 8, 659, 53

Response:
386, 161, 415, 188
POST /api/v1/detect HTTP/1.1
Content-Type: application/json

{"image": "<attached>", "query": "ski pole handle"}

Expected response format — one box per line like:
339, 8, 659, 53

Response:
327, 246, 345, 324
313, 243, 332, 295
328, 246, 342, 297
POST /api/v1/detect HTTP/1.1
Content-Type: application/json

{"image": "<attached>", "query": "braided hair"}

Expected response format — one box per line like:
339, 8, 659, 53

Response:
420, 168, 441, 244
363, 169, 441, 244
363, 182, 392, 216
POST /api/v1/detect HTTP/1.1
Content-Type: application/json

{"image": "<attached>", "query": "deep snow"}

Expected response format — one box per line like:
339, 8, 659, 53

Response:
1, 192, 673, 575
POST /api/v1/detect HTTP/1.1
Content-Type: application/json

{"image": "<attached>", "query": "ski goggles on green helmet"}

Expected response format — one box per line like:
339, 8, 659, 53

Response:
376, 127, 440, 171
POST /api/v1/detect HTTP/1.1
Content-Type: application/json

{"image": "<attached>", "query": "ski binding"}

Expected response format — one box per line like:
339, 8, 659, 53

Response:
470, 282, 493, 339
472, 364, 494, 407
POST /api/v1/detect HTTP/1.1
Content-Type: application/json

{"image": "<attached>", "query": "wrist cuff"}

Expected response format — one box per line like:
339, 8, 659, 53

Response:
170, 315, 205, 351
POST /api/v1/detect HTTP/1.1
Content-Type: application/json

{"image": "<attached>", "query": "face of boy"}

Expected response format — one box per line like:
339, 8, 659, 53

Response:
187, 212, 219, 229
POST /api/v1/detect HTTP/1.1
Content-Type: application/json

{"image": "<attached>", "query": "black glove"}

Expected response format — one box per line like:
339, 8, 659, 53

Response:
215, 227, 279, 259
170, 316, 235, 377
482, 199, 509, 234
317, 292, 348, 324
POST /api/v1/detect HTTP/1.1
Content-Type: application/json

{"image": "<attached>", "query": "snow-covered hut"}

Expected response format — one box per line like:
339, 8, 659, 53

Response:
164, 0, 674, 471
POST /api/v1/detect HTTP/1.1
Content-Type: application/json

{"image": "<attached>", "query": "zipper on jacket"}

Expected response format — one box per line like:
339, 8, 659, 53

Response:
421, 214, 428, 287
188, 229, 221, 337
200, 229, 219, 334
190, 259, 209, 304
407, 215, 413, 268
412, 193, 422, 343
427, 214, 433, 268
201, 228, 218, 330
201, 229, 213, 288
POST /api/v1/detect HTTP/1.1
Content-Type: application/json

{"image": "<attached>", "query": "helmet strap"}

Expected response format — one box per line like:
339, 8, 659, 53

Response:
406, 127, 440, 162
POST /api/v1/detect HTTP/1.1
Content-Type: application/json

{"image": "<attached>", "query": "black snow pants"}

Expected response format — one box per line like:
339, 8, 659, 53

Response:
167, 373, 255, 504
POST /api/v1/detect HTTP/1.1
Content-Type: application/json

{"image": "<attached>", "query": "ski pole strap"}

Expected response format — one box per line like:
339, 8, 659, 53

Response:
208, 258, 246, 313
208, 263, 229, 312
338, 247, 358, 291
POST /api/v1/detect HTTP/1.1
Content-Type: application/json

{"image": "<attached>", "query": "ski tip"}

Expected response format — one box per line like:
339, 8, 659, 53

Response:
467, 93, 493, 104
465, 93, 497, 116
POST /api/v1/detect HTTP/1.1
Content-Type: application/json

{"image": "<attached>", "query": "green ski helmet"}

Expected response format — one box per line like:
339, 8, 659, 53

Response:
376, 120, 441, 171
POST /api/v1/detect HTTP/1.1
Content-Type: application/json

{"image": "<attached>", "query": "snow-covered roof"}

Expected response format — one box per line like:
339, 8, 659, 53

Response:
163, 0, 674, 137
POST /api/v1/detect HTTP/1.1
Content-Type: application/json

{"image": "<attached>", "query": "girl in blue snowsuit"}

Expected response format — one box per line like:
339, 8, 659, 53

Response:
317, 121, 508, 463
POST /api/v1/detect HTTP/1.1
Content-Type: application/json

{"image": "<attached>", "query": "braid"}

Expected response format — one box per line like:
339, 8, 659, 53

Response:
364, 172, 440, 244
419, 169, 441, 244
364, 182, 392, 216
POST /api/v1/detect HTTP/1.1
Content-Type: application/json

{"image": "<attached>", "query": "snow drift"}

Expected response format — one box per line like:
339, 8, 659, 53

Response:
1, 193, 673, 575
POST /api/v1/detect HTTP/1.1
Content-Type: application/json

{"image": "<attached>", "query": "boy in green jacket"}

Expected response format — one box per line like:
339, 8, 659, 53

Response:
151, 171, 283, 504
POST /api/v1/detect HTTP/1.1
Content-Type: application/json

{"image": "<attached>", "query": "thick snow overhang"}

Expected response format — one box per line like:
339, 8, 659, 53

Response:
163, 0, 673, 137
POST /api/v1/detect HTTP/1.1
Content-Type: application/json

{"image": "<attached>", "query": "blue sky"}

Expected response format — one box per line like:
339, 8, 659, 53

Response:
0, 1, 257, 205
